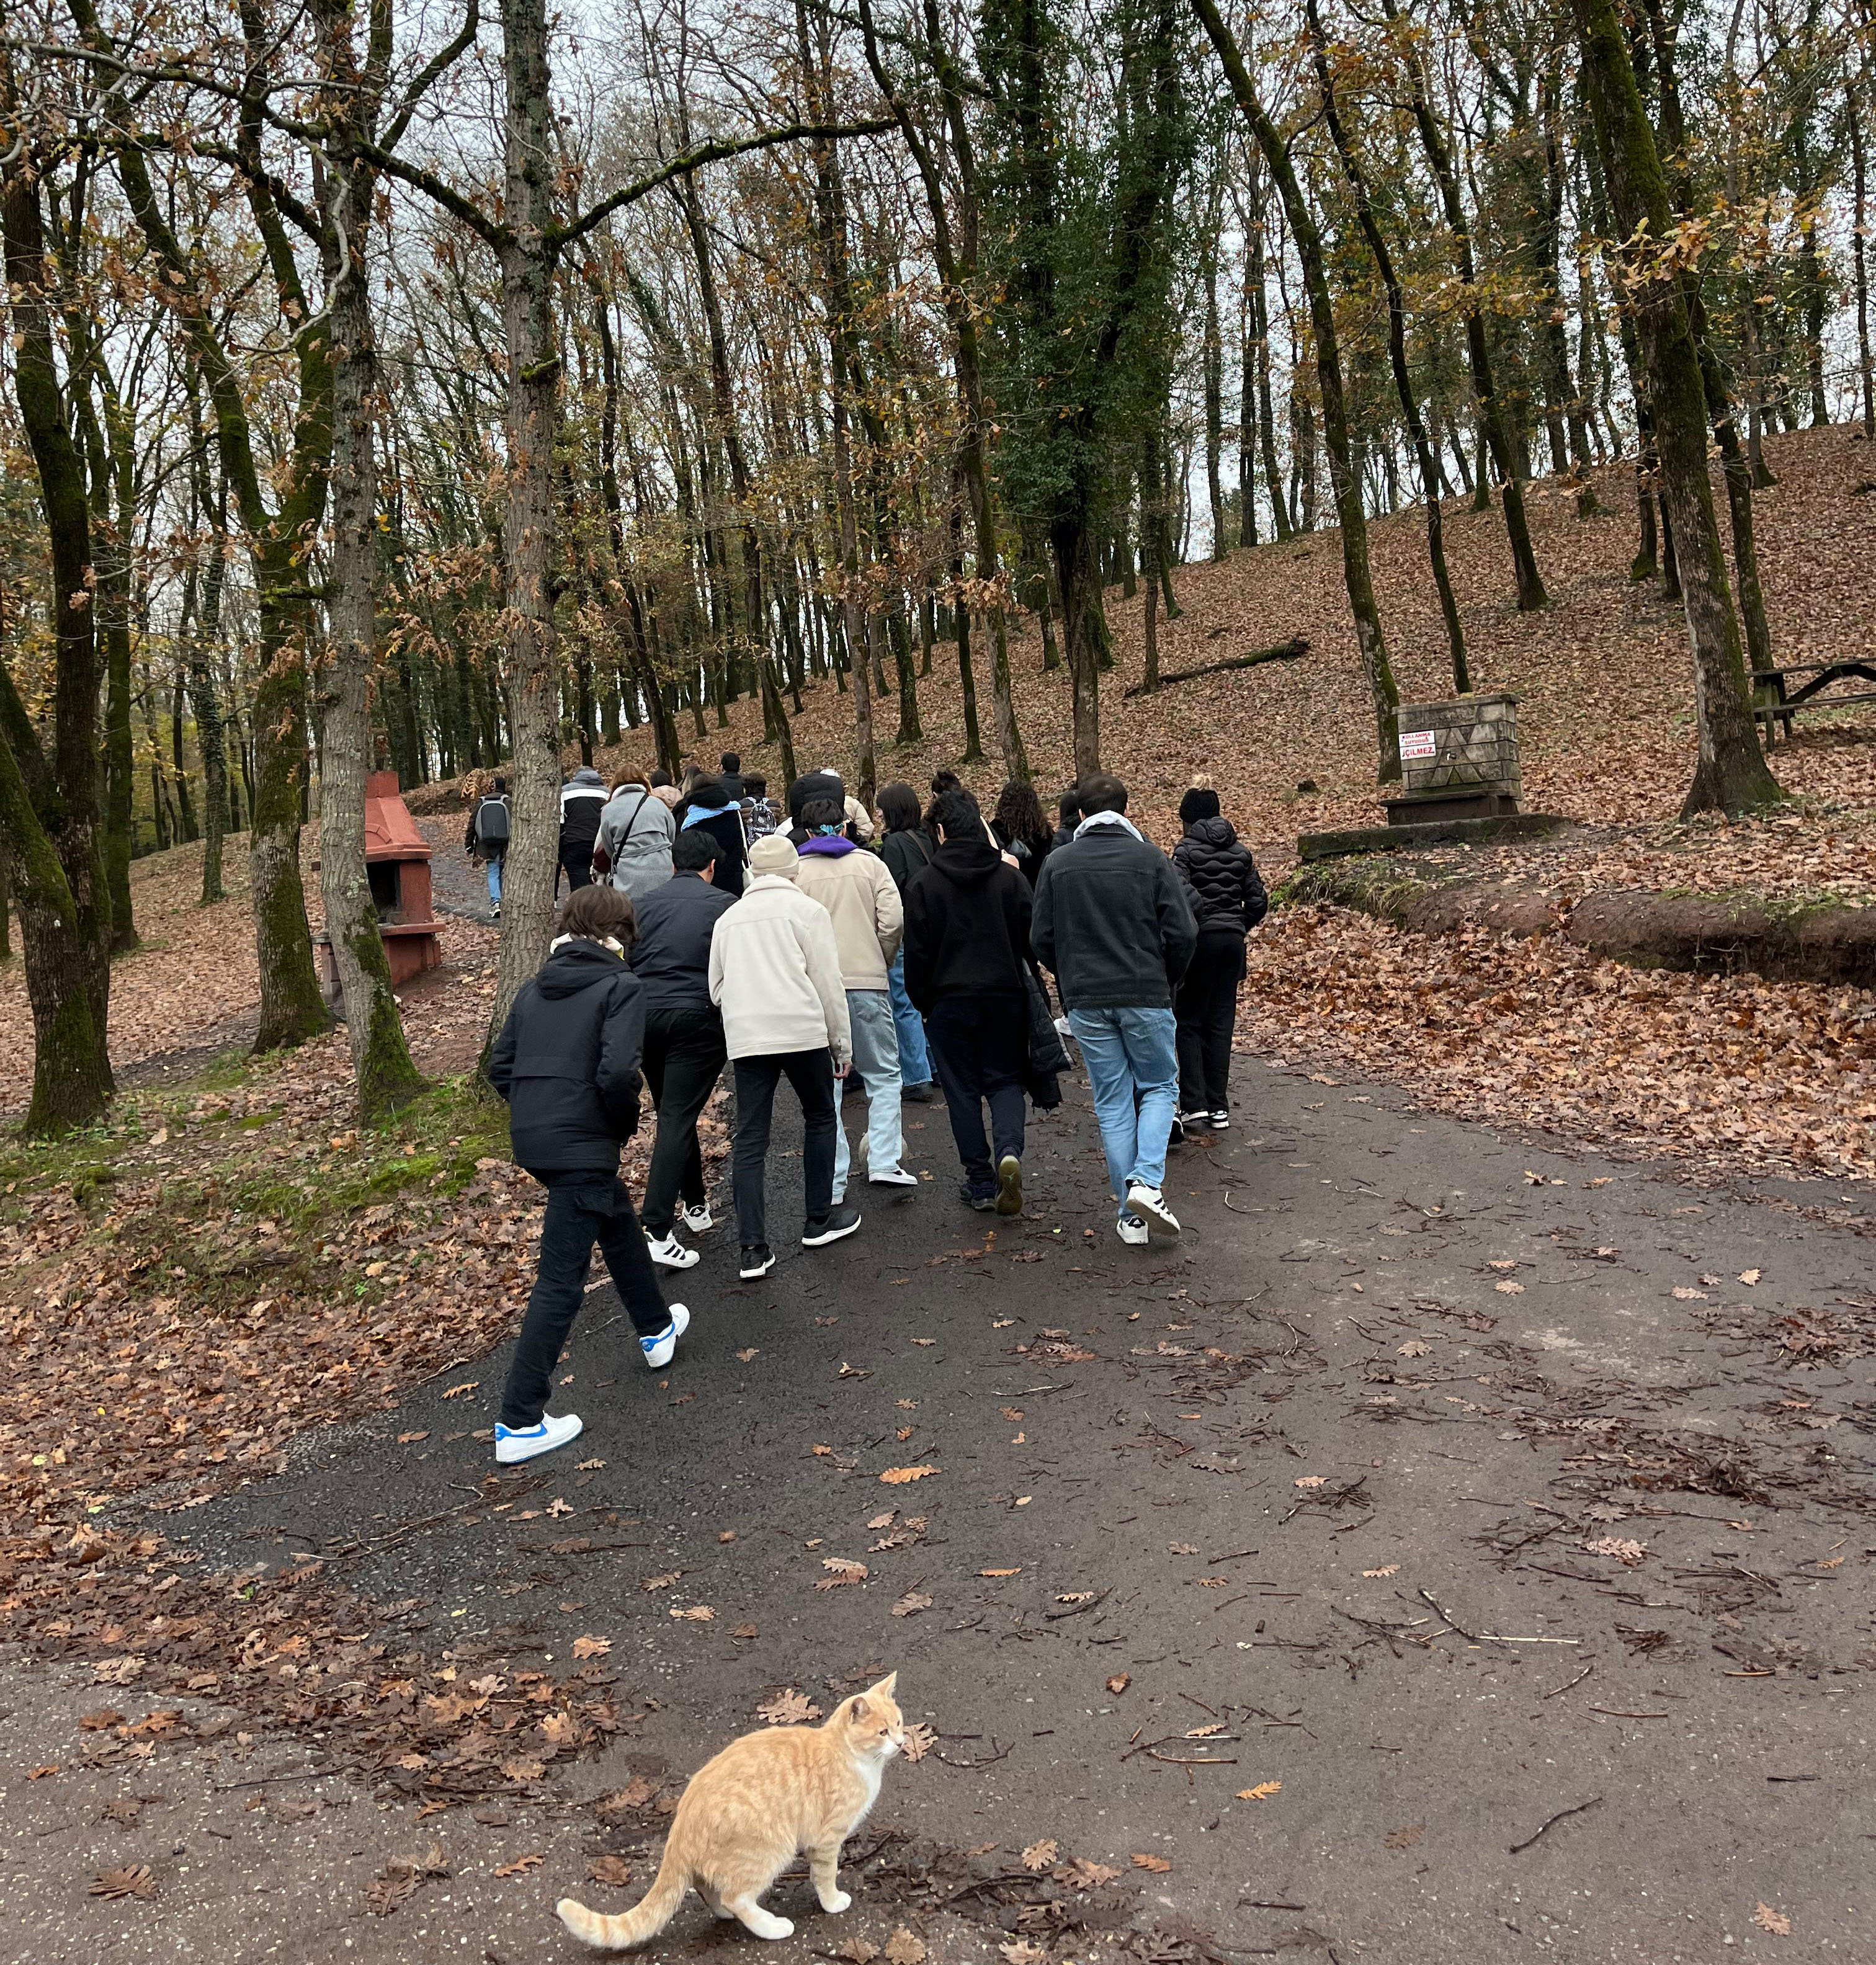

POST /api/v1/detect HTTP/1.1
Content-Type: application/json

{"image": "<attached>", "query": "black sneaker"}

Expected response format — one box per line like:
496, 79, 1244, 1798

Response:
801, 1203, 862, 1247
960, 1181, 998, 1211
902, 1081, 937, 1104
1210, 1109, 1230, 1130
739, 1243, 775, 1280
1168, 1113, 1187, 1146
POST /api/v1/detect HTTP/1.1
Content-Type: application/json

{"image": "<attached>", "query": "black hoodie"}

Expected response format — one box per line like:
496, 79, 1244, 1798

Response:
901, 838, 1034, 1010
488, 940, 645, 1175
1172, 816, 1267, 937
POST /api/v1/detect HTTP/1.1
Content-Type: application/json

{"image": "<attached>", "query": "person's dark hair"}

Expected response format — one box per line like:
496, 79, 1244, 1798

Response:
743, 772, 767, 796
649, 767, 673, 788
931, 786, 983, 841
673, 829, 720, 873
994, 780, 1052, 858
930, 769, 962, 797
720, 751, 741, 775
558, 882, 637, 952
492, 774, 507, 794
1078, 772, 1128, 815
800, 796, 846, 832
686, 775, 727, 808
1056, 786, 1079, 823
878, 781, 922, 834
1178, 783, 1222, 826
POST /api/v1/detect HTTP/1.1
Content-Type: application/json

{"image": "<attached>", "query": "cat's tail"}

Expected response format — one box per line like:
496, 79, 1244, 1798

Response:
556, 1852, 689, 1952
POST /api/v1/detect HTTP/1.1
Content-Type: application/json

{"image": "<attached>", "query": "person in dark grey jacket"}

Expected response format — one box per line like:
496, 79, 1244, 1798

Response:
487, 884, 687, 1464
1031, 772, 1196, 1246
1170, 782, 1267, 1131
630, 830, 737, 1270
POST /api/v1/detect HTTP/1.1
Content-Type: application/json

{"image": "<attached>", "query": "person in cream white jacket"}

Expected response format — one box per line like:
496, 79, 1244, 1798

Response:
708, 832, 860, 1280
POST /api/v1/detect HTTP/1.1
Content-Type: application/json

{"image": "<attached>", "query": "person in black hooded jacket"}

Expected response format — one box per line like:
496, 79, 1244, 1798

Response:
487, 884, 689, 1464
1169, 781, 1267, 1131
902, 787, 1036, 1216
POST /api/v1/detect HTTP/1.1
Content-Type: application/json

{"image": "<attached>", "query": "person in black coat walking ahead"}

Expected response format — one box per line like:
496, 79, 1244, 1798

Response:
1169, 780, 1267, 1131
903, 787, 1036, 1216
488, 885, 689, 1464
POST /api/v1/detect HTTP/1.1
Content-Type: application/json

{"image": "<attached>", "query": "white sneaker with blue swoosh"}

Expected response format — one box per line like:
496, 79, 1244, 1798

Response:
494, 1410, 583, 1464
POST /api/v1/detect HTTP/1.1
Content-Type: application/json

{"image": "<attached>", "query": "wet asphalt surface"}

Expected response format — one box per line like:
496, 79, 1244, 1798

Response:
9, 1056, 1875, 1963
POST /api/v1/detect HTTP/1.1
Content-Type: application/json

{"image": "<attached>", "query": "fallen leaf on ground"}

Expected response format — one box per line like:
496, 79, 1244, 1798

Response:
1671, 1286, 1707, 1301
1739, 1268, 1762, 1285
1397, 1339, 1432, 1356
398, 1430, 428, 1445
839, 1940, 881, 1964
576, 1457, 605, 1470
880, 1465, 939, 1484
1055, 1856, 1121, 1889
1582, 1537, 1648, 1566
570, 1635, 611, 1660
1132, 1853, 1172, 1872
1021, 1838, 1060, 1872
817, 1557, 869, 1588
1106, 1673, 1131, 1695
901, 1721, 936, 1762
757, 1690, 823, 1726
588, 1855, 633, 1886
1237, 1780, 1282, 1801
1292, 1475, 1327, 1489
546, 1498, 573, 1517
1383, 1822, 1424, 1850
883, 1929, 926, 1965
1362, 1564, 1400, 1578
1494, 1281, 1524, 1295
999, 1942, 1047, 1965
494, 1853, 543, 1877
89, 1865, 156, 1900
980, 1566, 1020, 1577
1753, 1904, 1792, 1935
892, 1592, 933, 1617
669, 1605, 715, 1621
641, 1572, 681, 1592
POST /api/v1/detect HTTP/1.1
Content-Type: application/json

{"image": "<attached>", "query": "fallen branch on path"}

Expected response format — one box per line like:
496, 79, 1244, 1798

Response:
1123, 636, 1309, 697
1418, 1586, 1581, 1645
1509, 1794, 1602, 1855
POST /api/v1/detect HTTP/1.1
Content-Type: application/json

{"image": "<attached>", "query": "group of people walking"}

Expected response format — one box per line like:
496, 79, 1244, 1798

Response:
484, 756, 1265, 1464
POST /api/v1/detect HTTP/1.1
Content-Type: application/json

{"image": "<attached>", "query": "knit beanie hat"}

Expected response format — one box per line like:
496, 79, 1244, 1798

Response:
749, 833, 800, 878
1179, 782, 1221, 825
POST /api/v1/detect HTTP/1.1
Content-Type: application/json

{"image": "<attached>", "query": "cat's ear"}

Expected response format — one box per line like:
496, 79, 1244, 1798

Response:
848, 1695, 872, 1724
867, 1671, 898, 1702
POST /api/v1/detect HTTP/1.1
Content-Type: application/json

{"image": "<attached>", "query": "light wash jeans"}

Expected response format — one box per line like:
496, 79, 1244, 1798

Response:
486, 856, 503, 906
832, 989, 904, 1198
887, 950, 932, 1087
1068, 1005, 1179, 1216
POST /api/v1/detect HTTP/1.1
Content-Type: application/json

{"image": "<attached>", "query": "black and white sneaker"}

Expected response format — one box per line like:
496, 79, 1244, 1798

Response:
802, 1203, 862, 1247
739, 1243, 775, 1280
646, 1231, 699, 1271
1210, 1110, 1230, 1130
682, 1201, 715, 1234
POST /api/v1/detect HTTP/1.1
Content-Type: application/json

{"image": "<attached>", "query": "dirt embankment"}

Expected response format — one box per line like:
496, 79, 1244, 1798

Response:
1285, 857, 1876, 989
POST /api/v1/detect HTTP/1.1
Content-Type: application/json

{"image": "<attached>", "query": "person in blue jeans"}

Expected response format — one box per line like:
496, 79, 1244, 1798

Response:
1031, 772, 1196, 1245
875, 782, 937, 1100
465, 776, 511, 917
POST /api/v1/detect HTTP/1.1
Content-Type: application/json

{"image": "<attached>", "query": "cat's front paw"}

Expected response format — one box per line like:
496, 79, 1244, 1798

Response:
762, 1918, 797, 1941
820, 1889, 852, 1915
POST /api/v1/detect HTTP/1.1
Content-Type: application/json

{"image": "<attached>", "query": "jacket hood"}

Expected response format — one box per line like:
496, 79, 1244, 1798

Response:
568, 767, 605, 788
800, 833, 857, 857
1186, 815, 1238, 849
537, 938, 627, 999
929, 837, 1006, 886
788, 770, 844, 821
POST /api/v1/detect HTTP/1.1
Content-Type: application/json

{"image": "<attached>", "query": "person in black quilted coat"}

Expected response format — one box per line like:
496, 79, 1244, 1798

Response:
1169, 781, 1267, 1131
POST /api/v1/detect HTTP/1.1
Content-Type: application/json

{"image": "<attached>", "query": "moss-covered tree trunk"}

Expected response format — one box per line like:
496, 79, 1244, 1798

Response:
0, 115, 114, 1131
1574, 0, 1781, 817
312, 0, 426, 1123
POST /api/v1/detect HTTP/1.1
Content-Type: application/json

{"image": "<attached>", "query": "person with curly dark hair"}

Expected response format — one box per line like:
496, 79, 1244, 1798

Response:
991, 780, 1055, 889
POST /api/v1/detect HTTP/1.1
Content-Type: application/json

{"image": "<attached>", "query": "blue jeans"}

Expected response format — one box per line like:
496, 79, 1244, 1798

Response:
833, 989, 904, 1198
1069, 1006, 1179, 1216
887, 951, 932, 1087
486, 855, 503, 906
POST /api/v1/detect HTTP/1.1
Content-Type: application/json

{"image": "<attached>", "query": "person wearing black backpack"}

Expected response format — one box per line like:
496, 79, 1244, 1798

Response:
464, 775, 511, 917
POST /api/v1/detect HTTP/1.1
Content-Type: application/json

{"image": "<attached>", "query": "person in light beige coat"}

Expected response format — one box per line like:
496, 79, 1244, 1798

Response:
707, 834, 860, 1277
793, 799, 915, 1200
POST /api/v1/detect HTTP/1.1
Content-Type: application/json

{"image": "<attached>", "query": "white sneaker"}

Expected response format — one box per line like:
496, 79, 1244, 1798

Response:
1115, 1214, 1150, 1247
1053, 1015, 1074, 1041
640, 1303, 690, 1370
869, 1165, 919, 1188
1126, 1183, 1181, 1236
646, 1232, 699, 1271
681, 1203, 714, 1234
494, 1411, 583, 1464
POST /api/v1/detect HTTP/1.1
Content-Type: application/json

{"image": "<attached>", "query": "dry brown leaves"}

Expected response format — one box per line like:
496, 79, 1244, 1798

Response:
757, 1689, 823, 1726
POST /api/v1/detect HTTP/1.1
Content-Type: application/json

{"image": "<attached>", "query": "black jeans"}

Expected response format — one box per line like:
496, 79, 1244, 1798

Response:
641, 1004, 726, 1234
559, 844, 595, 893
731, 1048, 837, 1247
926, 994, 1027, 1192
1175, 932, 1244, 1112
499, 1173, 668, 1428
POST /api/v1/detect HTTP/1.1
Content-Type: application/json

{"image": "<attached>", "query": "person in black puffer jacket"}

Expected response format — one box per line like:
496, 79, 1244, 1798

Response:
1169, 781, 1267, 1132
487, 884, 687, 1464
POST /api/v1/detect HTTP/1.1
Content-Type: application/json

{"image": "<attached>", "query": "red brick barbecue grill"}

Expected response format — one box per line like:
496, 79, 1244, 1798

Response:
316, 772, 442, 1002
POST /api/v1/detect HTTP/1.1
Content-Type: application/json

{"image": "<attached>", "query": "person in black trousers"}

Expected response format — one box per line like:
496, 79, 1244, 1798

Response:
487, 884, 689, 1464
630, 830, 737, 1272
558, 765, 609, 893
1169, 780, 1267, 1132
902, 787, 1035, 1216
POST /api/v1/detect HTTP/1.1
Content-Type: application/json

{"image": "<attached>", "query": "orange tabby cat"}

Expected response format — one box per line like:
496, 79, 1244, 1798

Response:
557, 1672, 906, 1948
